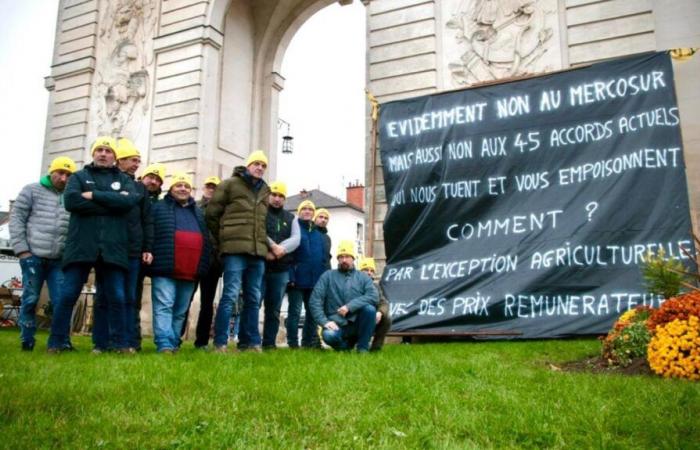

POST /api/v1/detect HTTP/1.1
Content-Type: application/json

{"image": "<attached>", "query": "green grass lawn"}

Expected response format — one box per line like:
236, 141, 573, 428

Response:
1, 329, 698, 449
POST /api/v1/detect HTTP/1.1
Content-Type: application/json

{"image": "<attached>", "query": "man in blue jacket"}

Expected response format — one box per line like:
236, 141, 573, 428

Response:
286, 199, 326, 348
91, 138, 153, 352
309, 240, 378, 353
47, 136, 140, 353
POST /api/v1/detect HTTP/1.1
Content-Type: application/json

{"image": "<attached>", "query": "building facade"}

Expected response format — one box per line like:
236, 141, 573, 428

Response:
43, 0, 700, 277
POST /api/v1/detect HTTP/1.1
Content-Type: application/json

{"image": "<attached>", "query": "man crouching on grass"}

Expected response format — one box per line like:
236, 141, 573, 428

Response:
309, 240, 378, 353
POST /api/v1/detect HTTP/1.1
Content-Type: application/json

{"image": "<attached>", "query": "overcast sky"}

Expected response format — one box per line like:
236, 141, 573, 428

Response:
0, 0, 59, 210
0, 1, 365, 210
278, 1, 366, 201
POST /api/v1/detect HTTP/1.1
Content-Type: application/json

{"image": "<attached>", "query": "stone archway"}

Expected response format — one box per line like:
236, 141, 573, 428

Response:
208, 0, 341, 180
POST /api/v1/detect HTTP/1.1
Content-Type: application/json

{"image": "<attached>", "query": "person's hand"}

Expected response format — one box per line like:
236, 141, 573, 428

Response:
266, 252, 276, 261
376, 312, 383, 324
81, 192, 93, 200
271, 243, 286, 258
324, 321, 339, 331
17, 252, 32, 259
337, 305, 349, 317
142, 252, 153, 265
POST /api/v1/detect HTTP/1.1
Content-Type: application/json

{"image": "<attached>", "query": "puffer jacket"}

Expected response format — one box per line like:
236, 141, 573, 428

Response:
205, 166, 270, 257
290, 219, 326, 289
147, 194, 211, 280
9, 176, 70, 259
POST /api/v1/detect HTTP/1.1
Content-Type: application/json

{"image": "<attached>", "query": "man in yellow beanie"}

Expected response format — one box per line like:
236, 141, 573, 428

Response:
127, 161, 166, 349
261, 180, 300, 349
358, 257, 391, 351
313, 208, 332, 270
199, 176, 221, 209
48, 136, 140, 353
9, 156, 76, 351
115, 138, 141, 176
191, 175, 223, 348
309, 240, 378, 353
92, 138, 154, 352
206, 150, 271, 352
147, 172, 211, 353
287, 198, 326, 349
140, 163, 166, 202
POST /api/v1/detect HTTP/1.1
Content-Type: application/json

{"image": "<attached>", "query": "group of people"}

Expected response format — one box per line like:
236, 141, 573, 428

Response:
9, 136, 391, 354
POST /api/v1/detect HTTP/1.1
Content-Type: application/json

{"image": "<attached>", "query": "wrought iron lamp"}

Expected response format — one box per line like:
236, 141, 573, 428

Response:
278, 118, 294, 154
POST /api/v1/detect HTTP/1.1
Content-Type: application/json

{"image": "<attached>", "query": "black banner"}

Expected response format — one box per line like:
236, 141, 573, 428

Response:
379, 52, 694, 338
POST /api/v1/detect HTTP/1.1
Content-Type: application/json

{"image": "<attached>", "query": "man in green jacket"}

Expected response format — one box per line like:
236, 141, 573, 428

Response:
47, 136, 140, 353
206, 150, 271, 352
309, 240, 378, 353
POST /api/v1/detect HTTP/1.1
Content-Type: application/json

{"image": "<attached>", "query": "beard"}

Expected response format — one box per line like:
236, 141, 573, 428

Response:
339, 261, 353, 272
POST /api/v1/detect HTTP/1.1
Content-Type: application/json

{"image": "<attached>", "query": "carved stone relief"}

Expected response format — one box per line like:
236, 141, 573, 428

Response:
93, 0, 158, 142
443, 0, 563, 87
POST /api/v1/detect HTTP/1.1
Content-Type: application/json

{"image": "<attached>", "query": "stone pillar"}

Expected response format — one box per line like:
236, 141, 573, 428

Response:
43, 0, 101, 170
151, 25, 224, 186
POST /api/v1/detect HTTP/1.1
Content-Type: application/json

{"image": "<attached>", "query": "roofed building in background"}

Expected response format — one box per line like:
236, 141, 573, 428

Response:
286, 184, 365, 263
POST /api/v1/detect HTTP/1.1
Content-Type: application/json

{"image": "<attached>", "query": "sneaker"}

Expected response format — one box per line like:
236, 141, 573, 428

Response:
21, 342, 34, 352
92, 348, 106, 355
159, 349, 175, 355
213, 345, 228, 353
247, 346, 263, 353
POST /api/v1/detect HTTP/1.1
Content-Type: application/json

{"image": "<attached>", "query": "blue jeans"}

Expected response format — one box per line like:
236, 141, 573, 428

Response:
261, 270, 289, 348
151, 277, 196, 352
18, 256, 63, 346
322, 304, 377, 352
92, 257, 141, 350
213, 254, 264, 348
286, 287, 321, 348
48, 261, 127, 350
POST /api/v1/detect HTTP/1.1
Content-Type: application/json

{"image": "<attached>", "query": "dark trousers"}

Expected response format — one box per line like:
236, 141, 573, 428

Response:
49, 260, 127, 350
133, 271, 148, 349
93, 257, 141, 350
193, 259, 223, 347
286, 287, 321, 348
371, 313, 392, 351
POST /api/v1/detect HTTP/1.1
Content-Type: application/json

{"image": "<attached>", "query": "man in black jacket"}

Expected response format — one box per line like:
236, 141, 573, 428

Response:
47, 136, 140, 353
192, 175, 224, 348
314, 208, 332, 271
262, 181, 299, 349
133, 162, 166, 349
91, 138, 153, 352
